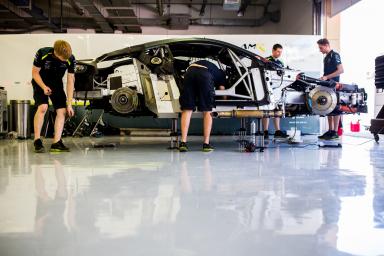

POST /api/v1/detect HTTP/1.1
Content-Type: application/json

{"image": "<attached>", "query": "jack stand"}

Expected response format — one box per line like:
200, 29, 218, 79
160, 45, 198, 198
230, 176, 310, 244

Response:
44, 110, 56, 138
255, 118, 265, 152
241, 118, 265, 153
238, 118, 247, 141
73, 109, 90, 137
169, 118, 179, 149
73, 109, 104, 137
90, 110, 105, 137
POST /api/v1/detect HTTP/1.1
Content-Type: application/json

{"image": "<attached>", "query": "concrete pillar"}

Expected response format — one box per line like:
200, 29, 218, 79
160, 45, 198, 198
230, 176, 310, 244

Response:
323, 0, 341, 51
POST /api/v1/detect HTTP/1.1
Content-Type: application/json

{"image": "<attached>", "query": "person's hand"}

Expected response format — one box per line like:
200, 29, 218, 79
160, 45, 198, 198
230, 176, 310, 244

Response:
320, 76, 328, 81
67, 105, 75, 117
43, 86, 52, 95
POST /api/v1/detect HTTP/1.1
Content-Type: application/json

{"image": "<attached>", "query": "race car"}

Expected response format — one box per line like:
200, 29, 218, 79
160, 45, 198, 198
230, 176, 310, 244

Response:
73, 38, 367, 119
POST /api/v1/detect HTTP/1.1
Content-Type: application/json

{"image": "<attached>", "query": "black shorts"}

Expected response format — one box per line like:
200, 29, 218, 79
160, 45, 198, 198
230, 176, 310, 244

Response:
179, 67, 215, 112
328, 105, 343, 116
33, 83, 67, 110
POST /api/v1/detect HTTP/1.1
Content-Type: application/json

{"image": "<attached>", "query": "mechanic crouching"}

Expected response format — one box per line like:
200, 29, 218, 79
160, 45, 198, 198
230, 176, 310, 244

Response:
179, 60, 226, 152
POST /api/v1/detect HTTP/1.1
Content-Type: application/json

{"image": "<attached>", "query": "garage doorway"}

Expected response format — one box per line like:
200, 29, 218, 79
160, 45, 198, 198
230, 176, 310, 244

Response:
340, 0, 384, 134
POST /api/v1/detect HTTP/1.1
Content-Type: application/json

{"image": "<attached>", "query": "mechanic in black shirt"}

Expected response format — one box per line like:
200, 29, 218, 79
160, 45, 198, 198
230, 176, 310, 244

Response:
32, 40, 76, 153
179, 60, 226, 152
266, 44, 284, 68
263, 44, 288, 139
317, 38, 344, 140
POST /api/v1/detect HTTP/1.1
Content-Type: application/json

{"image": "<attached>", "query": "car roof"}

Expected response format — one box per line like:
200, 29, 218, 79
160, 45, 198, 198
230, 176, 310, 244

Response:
95, 37, 266, 64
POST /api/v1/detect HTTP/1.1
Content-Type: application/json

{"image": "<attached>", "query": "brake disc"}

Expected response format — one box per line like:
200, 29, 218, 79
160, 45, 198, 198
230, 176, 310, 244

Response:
308, 86, 337, 115
111, 87, 139, 114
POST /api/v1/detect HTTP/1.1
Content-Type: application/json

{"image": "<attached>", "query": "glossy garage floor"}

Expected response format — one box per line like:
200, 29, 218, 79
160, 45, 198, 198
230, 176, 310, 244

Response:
0, 135, 383, 256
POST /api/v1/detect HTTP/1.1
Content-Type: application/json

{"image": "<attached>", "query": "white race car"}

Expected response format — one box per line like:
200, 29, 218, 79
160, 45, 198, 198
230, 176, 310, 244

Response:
74, 38, 367, 119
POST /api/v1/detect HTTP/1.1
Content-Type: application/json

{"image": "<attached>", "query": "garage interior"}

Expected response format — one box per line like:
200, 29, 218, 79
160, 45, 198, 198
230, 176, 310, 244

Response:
0, 0, 384, 255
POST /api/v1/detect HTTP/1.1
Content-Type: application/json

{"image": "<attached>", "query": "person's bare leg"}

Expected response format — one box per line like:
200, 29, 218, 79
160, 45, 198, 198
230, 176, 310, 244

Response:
203, 158, 212, 191
333, 115, 341, 132
33, 104, 48, 141
53, 108, 66, 143
180, 161, 192, 193
203, 111, 213, 144
262, 117, 270, 132
327, 116, 334, 131
34, 162, 50, 201
54, 160, 67, 199
273, 117, 281, 131
181, 110, 193, 143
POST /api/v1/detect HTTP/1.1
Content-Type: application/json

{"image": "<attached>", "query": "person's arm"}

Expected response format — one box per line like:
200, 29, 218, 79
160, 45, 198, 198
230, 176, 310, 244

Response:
66, 56, 76, 117
320, 64, 344, 80
32, 65, 51, 95
66, 72, 75, 117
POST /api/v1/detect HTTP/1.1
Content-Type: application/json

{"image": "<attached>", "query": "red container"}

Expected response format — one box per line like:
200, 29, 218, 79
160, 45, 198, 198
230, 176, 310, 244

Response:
350, 121, 360, 132
338, 118, 343, 136
338, 127, 343, 136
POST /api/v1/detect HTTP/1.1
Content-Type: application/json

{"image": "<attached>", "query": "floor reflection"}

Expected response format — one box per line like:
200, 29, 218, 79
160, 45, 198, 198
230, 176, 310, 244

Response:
0, 137, 383, 255
371, 149, 384, 228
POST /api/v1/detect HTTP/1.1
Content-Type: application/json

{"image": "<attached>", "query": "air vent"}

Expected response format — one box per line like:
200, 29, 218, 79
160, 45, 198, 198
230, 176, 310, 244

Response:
223, 0, 241, 10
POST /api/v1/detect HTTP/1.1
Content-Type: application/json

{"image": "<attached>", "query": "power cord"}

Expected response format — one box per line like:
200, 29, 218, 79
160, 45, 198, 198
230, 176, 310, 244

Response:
287, 116, 298, 144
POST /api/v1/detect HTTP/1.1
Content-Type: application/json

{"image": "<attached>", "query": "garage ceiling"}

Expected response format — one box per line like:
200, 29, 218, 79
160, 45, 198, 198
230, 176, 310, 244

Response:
0, 0, 282, 33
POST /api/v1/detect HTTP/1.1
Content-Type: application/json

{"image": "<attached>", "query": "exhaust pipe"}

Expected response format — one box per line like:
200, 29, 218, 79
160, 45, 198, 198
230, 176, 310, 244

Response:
212, 110, 283, 118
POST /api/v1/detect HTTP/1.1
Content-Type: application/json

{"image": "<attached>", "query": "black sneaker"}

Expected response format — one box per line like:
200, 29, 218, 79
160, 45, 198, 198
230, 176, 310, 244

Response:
323, 130, 339, 140
202, 143, 214, 152
34, 139, 45, 153
179, 142, 188, 152
318, 130, 331, 139
274, 130, 288, 138
263, 131, 269, 139
50, 140, 70, 152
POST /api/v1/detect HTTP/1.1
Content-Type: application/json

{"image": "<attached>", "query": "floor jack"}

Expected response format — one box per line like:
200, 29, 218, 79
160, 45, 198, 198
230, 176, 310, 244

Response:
317, 139, 342, 148
285, 127, 341, 148
286, 128, 303, 144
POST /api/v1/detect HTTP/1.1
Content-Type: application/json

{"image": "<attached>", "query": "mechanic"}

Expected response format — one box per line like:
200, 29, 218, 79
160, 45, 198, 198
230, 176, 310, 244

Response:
179, 60, 226, 152
317, 38, 344, 140
263, 43, 288, 139
32, 40, 76, 153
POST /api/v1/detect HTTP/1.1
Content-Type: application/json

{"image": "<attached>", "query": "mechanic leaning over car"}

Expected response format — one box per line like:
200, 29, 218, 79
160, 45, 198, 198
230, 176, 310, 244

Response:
317, 38, 344, 140
32, 40, 76, 153
263, 43, 288, 139
179, 60, 226, 152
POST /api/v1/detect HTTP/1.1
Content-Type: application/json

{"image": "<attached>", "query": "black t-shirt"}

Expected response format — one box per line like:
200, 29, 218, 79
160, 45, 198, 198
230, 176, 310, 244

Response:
194, 60, 226, 87
32, 47, 76, 88
266, 56, 284, 68
323, 50, 342, 82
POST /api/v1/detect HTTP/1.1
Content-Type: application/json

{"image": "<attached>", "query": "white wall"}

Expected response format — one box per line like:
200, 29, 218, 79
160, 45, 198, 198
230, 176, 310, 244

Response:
338, 2, 384, 254
339, 0, 384, 127
0, 34, 322, 101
